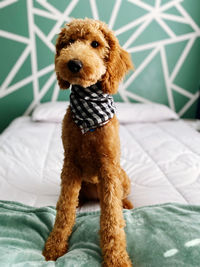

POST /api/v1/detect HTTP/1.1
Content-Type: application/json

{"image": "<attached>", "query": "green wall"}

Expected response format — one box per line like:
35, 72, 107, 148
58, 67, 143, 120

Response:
0, 0, 200, 133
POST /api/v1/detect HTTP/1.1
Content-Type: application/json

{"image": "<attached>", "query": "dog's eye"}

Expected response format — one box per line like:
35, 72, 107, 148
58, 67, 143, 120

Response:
91, 41, 99, 48
69, 39, 75, 44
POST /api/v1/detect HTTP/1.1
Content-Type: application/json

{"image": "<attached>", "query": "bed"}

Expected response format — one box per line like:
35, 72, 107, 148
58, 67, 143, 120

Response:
0, 102, 200, 266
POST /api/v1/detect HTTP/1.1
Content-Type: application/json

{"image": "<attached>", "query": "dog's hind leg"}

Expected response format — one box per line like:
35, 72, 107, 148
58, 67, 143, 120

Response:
43, 160, 81, 261
99, 162, 132, 267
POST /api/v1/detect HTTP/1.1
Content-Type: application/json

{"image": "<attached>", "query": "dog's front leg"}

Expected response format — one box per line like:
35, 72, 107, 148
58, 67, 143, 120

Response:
99, 163, 132, 267
43, 161, 81, 261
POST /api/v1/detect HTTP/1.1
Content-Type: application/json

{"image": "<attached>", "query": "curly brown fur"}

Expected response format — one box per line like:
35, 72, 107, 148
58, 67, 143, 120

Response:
43, 18, 134, 266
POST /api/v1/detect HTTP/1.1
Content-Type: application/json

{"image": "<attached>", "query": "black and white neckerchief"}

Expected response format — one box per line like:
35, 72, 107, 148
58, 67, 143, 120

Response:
70, 83, 116, 134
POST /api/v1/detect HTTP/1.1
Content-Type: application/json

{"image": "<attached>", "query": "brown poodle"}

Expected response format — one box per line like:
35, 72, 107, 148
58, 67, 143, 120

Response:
43, 18, 134, 267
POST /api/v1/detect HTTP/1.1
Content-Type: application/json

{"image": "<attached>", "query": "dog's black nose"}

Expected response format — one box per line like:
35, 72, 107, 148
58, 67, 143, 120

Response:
67, 59, 83, 73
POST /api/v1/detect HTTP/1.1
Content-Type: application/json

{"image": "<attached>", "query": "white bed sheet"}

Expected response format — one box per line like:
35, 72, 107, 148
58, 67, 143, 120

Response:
0, 111, 200, 211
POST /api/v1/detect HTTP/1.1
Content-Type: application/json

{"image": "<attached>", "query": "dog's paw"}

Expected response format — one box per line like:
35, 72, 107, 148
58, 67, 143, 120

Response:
103, 251, 132, 267
103, 258, 132, 267
43, 236, 68, 261
122, 198, 134, 209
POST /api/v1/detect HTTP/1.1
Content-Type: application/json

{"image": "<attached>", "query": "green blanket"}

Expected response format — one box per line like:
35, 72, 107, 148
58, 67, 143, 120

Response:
0, 201, 200, 267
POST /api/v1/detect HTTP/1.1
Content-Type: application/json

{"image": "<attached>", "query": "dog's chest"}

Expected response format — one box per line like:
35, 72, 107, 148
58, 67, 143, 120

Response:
75, 134, 100, 183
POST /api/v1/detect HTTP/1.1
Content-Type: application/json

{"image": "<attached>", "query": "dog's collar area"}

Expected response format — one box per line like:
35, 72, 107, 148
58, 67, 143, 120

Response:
89, 128, 96, 132
70, 83, 116, 134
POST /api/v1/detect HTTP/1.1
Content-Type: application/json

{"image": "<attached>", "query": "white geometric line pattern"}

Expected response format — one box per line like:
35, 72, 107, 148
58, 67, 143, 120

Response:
0, 0, 200, 132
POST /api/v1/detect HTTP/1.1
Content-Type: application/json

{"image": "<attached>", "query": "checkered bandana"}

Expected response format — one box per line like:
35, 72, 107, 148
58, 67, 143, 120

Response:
70, 83, 116, 134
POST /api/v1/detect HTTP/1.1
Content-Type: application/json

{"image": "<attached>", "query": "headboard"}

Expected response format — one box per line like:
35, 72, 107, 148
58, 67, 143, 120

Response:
0, 0, 200, 133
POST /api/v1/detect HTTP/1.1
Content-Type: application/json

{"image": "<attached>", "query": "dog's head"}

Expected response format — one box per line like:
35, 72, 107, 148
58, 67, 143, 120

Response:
55, 18, 133, 94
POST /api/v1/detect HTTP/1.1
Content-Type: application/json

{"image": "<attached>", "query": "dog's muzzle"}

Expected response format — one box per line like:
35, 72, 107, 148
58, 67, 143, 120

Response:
67, 59, 83, 73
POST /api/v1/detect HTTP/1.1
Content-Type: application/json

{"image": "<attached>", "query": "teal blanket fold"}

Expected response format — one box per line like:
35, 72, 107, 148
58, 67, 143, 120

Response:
0, 201, 200, 267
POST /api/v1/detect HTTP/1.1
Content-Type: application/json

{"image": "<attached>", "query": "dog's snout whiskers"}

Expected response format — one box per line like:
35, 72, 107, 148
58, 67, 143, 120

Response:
67, 59, 83, 73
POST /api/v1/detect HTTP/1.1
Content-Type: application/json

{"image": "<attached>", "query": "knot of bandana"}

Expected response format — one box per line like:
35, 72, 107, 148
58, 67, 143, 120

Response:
70, 83, 116, 134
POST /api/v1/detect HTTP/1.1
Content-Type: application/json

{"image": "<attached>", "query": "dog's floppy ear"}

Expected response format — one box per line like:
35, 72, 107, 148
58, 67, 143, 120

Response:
55, 28, 70, 89
101, 31, 134, 94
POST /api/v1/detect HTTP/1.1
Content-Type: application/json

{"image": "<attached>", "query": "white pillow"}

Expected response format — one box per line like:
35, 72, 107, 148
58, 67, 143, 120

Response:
32, 101, 179, 124
32, 101, 69, 123
116, 102, 179, 124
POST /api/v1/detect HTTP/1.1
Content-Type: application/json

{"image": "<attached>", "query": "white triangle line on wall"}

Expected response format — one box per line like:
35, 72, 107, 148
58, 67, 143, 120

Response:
0, 30, 30, 44
170, 36, 196, 83
108, 0, 122, 30
63, 0, 80, 19
115, 13, 152, 36
51, 82, 60, 102
155, 17, 176, 38
123, 17, 153, 49
160, 0, 183, 12
118, 83, 129, 102
0, 45, 31, 92
89, 0, 99, 20
24, 72, 56, 115
0, 65, 54, 98
33, 8, 58, 21
0, 0, 17, 9
127, 32, 197, 53
34, 25, 55, 52
155, 0, 161, 9
171, 84, 194, 99
160, 13, 192, 25
125, 90, 153, 103
123, 47, 160, 90
36, 0, 61, 17
47, 0, 79, 42
178, 91, 199, 116
47, 16, 71, 43
27, 0, 39, 99
0, 76, 33, 98
127, 0, 153, 12
160, 46, 175, 110
175, 3, 200, 33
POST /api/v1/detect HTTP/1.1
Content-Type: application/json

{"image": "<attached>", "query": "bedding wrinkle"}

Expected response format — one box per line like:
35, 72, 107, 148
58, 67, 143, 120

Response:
0, 117, 29, 146
40, 123, 57, 193
155, 123, 200, 188
40, 123, 63, 187
119, 125, 183, 207
0, 178, 37, 195
156, 121, 200, 157
125, 124, 189, 204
